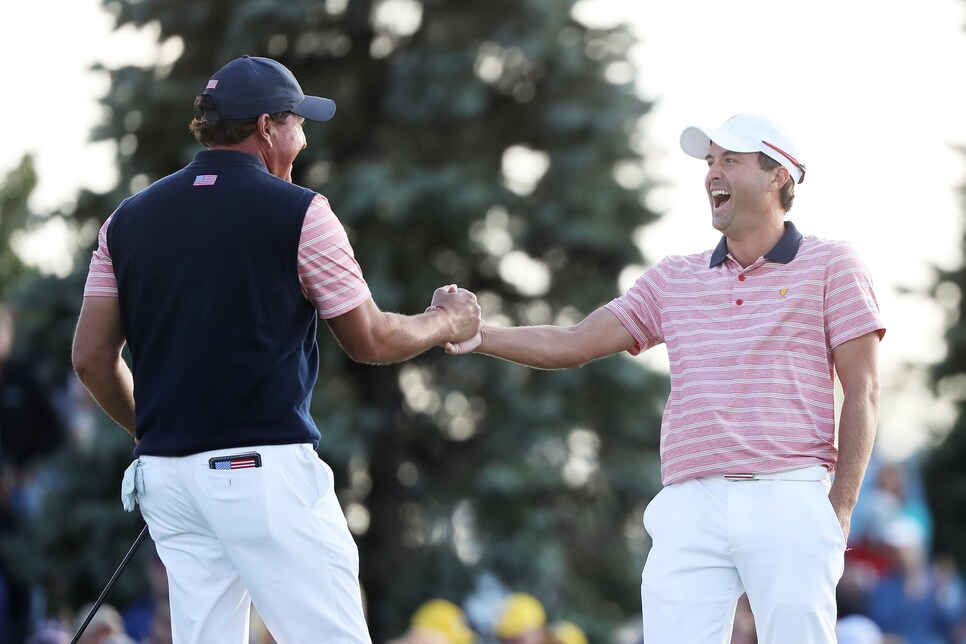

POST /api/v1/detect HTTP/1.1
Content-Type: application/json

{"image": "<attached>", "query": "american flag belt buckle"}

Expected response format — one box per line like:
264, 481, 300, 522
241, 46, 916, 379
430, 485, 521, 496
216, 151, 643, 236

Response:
208, 452, 262, 470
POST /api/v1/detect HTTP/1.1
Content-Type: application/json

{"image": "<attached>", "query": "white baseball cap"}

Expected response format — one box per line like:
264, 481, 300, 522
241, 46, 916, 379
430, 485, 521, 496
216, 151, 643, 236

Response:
680, 113, 806, 184
880, 516, 925, 550
835, 615, 884, 644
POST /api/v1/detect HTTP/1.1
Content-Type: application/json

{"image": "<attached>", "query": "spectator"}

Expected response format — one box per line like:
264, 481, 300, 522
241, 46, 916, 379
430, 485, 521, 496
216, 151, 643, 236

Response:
119, 545, 171, 643
495, 593, 548, 644
847, 457, 936, 601
549, 620, 587, 644
0, 304, 68, 472
838, 558, 876, 628
933, 554, 966, 644
72, 602, 138, 644
390, 598, 475, 644
874, 461, 932, 541
25, 619, 70, 644
867, 517, 962, 644
836, 614, 884, 644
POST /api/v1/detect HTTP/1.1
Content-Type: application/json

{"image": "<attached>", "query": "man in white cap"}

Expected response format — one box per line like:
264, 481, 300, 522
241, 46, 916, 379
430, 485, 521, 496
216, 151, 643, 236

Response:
444, 113, 885, 643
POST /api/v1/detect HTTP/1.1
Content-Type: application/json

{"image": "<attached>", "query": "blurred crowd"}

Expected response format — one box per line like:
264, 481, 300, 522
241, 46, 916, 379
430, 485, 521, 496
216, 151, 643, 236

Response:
4, 297, 966, 643
386, 592, 588, 644
1, 303, 73, 642
834, 457, 966, 644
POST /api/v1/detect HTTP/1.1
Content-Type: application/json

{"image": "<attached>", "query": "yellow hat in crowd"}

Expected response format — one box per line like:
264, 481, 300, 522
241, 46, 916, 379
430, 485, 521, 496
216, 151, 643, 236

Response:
495, 593, 547, 638
550, 620, 588, 644
410, 598, 475, 644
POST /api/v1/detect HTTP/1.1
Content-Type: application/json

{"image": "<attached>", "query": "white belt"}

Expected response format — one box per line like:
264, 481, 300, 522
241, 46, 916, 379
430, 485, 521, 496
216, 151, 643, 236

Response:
722, 465, 829, 482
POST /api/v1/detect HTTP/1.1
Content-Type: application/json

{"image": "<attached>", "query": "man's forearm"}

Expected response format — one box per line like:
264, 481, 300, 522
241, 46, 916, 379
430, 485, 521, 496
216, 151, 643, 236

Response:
828, 383, 879, 537
479, 324, 589, 370
474, 307, 637, 369
331, 286, 481, 364
77, 357, 136, 436
367, 308, 468, 364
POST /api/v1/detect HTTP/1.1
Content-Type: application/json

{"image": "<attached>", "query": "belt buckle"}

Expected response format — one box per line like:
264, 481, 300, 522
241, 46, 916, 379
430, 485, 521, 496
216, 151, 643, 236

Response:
722, 473, 756, 481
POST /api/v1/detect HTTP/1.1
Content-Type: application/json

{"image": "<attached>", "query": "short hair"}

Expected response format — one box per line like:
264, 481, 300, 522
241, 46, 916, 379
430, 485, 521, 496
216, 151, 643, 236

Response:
758, 152, 795, 212
188, 95, 290, 147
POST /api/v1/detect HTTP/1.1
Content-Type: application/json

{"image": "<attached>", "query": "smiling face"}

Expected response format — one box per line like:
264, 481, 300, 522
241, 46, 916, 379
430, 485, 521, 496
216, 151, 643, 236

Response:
704, 143, 781, 236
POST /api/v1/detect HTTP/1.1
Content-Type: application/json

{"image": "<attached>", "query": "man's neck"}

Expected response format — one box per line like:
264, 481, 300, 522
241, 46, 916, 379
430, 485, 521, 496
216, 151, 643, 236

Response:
725, 217, 786, 268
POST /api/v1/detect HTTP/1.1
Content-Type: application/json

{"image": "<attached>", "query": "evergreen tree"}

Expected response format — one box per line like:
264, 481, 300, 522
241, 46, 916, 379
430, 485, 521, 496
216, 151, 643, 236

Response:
0, 157, 38, 300
923, 177, 966, 572
15, 0, 669, 638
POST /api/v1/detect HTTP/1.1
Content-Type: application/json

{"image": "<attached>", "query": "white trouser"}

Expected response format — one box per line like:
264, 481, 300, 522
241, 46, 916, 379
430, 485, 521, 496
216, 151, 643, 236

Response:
641, 467, 845, 644
136, 443, 371, 644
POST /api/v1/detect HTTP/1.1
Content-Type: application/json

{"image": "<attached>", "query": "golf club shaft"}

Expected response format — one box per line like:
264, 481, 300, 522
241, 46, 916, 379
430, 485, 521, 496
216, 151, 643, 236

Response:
70, 523, 150, 644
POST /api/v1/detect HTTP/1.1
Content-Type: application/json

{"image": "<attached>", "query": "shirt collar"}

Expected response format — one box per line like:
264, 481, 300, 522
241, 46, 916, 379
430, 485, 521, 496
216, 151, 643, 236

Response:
709, 221, 803, 267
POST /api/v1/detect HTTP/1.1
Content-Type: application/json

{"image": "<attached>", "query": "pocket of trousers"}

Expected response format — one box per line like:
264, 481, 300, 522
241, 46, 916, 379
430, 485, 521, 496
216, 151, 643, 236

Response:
288, 446, 333, 509
204, 468, 271, 543
643, 487, 667, 538
813, 483, 848, 548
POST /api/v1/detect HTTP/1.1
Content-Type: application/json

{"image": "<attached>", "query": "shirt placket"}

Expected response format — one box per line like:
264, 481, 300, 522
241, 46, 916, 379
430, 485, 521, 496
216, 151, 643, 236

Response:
730, 258, 764, 327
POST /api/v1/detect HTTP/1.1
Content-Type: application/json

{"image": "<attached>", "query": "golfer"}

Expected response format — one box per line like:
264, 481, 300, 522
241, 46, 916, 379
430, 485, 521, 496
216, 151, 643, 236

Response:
72, 55, 481, 643
445, 113, 885, 643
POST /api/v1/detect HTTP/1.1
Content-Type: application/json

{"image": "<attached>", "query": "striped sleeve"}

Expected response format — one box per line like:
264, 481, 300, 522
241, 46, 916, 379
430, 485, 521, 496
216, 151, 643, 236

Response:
83, 214, 118, 297
604, 259, 669, 356
823, 242, 886, 349
298, 194, 371, 319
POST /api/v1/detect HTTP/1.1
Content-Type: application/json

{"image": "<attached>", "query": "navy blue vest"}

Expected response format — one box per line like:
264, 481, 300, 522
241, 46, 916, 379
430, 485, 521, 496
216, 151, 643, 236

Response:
108, 149, 321, 456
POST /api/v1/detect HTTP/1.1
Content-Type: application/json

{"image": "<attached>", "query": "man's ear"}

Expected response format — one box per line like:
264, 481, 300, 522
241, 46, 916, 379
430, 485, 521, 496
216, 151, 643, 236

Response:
256, 113, 273, 142
772, 166, 790, 190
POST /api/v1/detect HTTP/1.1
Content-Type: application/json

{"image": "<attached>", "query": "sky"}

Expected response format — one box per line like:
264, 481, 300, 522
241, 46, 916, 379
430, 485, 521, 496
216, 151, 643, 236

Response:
3, 0, 966, 459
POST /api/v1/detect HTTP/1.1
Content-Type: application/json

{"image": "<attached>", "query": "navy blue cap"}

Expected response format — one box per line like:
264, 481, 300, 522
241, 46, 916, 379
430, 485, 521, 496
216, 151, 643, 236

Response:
201, 55, 336, 122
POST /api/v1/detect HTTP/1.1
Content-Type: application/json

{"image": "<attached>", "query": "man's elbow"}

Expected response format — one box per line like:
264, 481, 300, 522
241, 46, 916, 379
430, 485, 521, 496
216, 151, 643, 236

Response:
847, 371, 881, 414
554, 328, 598, 369
71, 353, 93, 387
71, 342, 104, 386
340, 336, 394, 365
344, 346, 386, 365
868, 374, 882, 408
556, 354, 592, 370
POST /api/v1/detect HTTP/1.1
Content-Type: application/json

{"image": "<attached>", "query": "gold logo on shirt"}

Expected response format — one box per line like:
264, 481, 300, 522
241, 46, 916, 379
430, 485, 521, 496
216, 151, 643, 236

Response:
779, 288, 788, 300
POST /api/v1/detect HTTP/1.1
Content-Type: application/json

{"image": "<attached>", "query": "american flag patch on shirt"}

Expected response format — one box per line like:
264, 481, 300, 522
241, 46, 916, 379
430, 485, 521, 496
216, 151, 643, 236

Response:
209, 452, 262, 470
193, 175, 218, 186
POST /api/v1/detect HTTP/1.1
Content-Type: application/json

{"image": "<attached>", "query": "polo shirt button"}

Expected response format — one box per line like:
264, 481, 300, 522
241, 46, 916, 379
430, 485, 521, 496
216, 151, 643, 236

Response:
736, 299, 743, 306
738, 275, 746, 281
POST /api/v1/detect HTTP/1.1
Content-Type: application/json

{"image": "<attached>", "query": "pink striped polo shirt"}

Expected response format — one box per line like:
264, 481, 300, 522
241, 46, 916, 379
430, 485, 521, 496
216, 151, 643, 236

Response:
604, 223, 885, 485
84, 194, 371, 319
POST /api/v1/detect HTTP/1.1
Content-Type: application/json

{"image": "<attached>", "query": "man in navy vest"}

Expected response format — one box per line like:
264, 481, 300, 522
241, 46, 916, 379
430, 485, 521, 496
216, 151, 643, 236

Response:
71, 55, 481, 644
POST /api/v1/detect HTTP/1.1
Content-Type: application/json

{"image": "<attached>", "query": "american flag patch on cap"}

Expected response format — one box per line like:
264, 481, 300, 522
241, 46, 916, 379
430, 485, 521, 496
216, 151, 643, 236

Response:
193, 175, 218, 186
209, 452, 262, 470
206, 79, 218, 90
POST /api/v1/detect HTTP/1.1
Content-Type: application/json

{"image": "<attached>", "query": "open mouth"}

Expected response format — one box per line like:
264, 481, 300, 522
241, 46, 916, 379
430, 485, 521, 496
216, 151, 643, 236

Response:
711, 189, 731, 208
